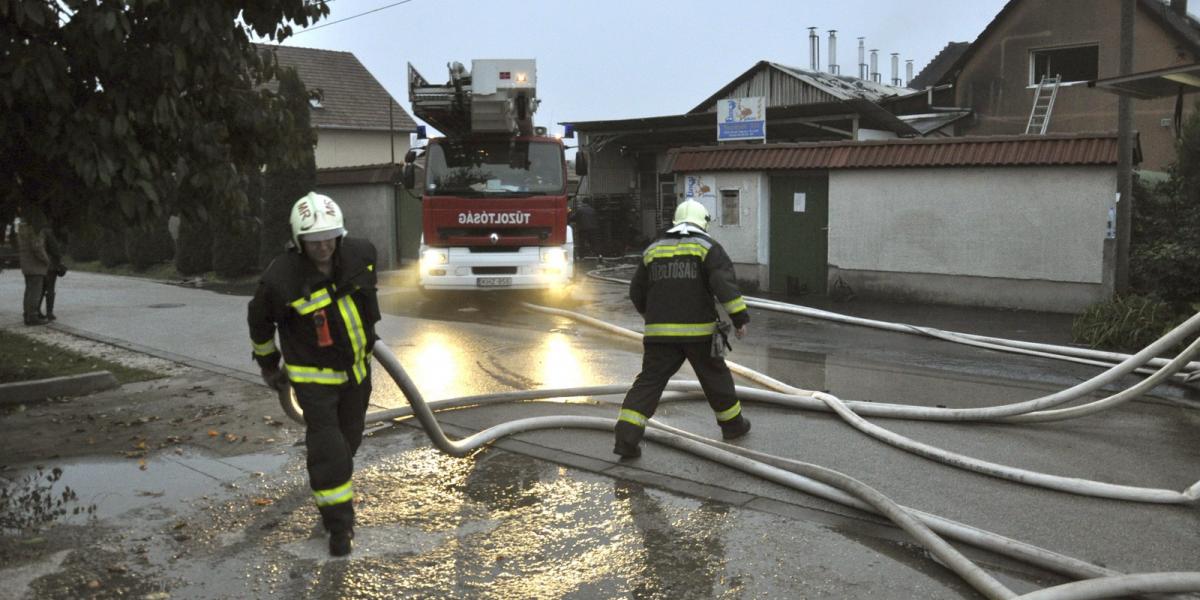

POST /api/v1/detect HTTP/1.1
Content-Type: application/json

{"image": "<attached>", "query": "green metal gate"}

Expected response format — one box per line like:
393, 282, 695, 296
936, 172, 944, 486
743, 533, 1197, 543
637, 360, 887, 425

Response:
769, 174, 829, 296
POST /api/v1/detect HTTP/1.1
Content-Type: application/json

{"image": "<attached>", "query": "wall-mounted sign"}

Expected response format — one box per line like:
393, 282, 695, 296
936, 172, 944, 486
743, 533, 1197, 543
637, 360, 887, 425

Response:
717, 96, 766, 142
683, 175, 718, 217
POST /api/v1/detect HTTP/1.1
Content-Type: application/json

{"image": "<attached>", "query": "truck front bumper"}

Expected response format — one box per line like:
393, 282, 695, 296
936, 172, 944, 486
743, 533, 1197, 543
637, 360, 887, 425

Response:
419, 245, 573, 291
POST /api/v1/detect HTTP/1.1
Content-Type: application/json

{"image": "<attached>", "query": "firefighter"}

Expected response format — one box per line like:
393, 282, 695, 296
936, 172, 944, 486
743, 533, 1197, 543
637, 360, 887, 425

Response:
247, 192, 381, 557
614, 198, 751, 459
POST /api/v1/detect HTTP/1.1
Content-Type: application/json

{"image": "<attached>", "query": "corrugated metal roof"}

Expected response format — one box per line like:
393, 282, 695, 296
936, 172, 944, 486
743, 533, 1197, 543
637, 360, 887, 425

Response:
259, 44, 417, 133
666, 133, 1132, 172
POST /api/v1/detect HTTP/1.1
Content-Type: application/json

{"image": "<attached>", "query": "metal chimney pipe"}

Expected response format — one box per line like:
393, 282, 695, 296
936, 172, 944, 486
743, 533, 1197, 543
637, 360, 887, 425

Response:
1173, 0, 1188, 17
828, 30, 838, 74
891, 53, 900, 86
870, 49, 879, 82
906, 59, 914, 87
858, 37, 867, 79
808, 27, 819, 70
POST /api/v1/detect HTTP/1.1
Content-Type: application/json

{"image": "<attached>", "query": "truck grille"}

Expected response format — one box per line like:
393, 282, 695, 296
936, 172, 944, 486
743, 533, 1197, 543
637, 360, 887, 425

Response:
473, 266, 518, 275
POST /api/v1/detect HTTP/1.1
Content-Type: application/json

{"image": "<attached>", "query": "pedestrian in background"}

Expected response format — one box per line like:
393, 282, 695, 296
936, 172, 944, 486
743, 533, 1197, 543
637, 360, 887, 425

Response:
569, 199, 600, 258
40, 222, 66, 321
247, 192, 381, 557
16, 212, 50, 326
613, 198, 751, 459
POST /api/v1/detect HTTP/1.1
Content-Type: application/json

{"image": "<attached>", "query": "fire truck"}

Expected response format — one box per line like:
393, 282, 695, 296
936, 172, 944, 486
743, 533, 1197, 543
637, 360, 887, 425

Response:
403, 59, 576, 293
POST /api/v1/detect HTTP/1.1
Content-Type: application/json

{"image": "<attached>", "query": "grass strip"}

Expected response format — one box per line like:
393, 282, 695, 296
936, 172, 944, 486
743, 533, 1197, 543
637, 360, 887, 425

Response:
0, 329, 162, 384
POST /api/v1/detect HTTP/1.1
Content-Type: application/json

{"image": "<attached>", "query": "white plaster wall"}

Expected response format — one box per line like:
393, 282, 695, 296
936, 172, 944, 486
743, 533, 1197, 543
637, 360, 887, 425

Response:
828, 166, 1115, 284
676, 171, 763, 266
314, 129, 411, 169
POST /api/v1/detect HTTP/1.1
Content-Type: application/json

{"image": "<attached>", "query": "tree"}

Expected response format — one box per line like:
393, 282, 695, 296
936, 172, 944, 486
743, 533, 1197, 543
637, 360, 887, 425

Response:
259, 66, 316, 266
0, 0, 328, 234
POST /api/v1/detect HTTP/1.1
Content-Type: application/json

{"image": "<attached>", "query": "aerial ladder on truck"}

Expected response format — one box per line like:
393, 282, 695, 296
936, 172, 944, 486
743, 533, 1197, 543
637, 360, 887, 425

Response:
407, 60, 539, 137
402, 60, 574, 294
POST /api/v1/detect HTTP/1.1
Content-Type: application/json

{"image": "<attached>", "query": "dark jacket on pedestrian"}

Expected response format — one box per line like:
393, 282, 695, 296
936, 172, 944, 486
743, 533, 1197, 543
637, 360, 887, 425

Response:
630, 227, 749, 343
569, 202, 598, 232
247, 237, 381, 385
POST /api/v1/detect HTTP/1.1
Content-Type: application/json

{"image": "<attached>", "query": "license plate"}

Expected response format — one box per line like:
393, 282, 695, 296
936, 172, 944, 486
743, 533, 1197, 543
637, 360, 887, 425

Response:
477, 277, 512, 288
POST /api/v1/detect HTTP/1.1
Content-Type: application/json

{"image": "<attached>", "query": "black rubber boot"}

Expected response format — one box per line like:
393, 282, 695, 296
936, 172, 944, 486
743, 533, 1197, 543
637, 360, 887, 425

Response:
613, 441, 641, 460
720, 416, 751, 440
44, 293, 56, 320
329, 530, 353, 557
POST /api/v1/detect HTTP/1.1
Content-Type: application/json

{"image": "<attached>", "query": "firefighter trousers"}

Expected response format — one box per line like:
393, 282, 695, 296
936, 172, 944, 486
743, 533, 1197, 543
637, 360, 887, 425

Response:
294, 375, 371, 534
615, 340, 743, 448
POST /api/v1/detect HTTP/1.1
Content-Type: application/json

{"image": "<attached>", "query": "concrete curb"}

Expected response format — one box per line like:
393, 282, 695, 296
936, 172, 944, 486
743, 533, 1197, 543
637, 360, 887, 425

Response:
0, 370, 118, 405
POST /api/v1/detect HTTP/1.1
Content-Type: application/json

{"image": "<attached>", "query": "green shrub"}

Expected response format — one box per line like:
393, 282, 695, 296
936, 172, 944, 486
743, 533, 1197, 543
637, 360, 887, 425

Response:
97, 227, 127, 267
260, 67, 316, 267
211, 217, 259, 278
174, 215, 212, 276
125, 219, 175, 271
67, 223, 100, 262
1072, 295, 1183, 353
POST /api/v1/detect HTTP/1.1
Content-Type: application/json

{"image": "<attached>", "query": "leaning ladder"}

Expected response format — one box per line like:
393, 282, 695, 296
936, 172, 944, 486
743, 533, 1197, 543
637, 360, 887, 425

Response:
1025, 74, 1061, 135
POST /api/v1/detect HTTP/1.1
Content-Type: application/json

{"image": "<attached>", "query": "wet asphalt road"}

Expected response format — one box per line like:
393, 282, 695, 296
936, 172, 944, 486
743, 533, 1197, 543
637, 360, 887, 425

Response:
2, 265, 1199, 598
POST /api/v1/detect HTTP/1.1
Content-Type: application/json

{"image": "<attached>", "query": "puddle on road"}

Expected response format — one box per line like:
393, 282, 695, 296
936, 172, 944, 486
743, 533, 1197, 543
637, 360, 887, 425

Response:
0, 449, 291, 529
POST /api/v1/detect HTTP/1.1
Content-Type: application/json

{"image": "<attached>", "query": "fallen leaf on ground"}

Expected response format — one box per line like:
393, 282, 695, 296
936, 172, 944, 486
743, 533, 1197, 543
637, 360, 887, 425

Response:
207, 430, 219, 437
252, 498, 273, 506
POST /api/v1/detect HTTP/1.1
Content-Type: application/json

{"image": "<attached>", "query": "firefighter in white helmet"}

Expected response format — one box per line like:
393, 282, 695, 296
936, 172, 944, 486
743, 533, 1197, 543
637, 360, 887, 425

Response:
613, 198, 751, 459
247, 192, 381, 556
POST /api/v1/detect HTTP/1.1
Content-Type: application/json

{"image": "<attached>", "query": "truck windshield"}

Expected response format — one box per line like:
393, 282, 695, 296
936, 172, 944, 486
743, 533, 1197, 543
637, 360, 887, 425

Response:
426, 140, 564, 196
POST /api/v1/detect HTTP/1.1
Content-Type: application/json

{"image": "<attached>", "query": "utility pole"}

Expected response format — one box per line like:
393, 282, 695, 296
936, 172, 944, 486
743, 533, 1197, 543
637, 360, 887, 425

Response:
1116, 0, 1134, 292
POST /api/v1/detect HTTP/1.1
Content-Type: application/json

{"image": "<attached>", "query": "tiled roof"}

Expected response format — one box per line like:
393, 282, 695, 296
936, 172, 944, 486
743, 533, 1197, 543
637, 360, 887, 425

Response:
259, 44, 416, 132
666, 133, 1134, 172
689, 61, 912, 115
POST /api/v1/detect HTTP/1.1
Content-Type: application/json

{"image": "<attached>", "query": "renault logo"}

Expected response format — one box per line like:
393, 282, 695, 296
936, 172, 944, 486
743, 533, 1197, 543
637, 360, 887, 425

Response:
489, 232, 500, 245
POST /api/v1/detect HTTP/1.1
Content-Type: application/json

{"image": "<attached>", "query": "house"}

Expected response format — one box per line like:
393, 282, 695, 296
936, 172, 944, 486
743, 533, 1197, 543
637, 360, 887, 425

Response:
259, 44, 421, 269
568, 48, 1140, 312
926, 0, 1200, 171
663, 134, 1133, 313
264, 44, 417, 169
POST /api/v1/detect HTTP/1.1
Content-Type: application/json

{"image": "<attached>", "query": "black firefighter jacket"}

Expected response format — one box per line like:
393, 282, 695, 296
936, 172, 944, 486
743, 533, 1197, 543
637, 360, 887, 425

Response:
247, 237, 381, 386
630, 229, 750, 343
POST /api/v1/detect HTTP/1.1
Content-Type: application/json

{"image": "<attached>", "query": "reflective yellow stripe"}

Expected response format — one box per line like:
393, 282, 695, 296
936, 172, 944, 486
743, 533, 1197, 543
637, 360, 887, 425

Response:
337, 295, 369, 383
313, 480, 353, 507
367, 264, 374, 272
723, 296, 748, 315
643, 242, 710, 265
715, 401, 742, 422
290, 288, 333, 315
643, 322, 718, 337
251, 337, 277, 357
619, 409, 647, 427
287, 365, 348, 385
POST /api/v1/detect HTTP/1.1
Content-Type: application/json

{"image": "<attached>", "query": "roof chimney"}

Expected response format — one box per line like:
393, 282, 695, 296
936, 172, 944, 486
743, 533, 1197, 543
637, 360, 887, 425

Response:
808, 27, 820, 70
870, 49, 879, 82
905, 59, 914, 87
891, 53, 900, 86
858, 37, 867, 80
1173, 0, 1189, 17
828, 30, 839, 74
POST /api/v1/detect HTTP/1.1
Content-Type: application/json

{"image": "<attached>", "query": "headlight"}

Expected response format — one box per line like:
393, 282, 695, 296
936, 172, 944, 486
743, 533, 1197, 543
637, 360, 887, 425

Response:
421, 248, 448, 267
540, 247, 567, 267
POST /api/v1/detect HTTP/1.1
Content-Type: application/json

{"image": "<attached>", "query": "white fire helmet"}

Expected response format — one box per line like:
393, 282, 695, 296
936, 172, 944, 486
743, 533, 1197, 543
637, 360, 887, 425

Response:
289, 192, 346, 251
673, 198, 711, 230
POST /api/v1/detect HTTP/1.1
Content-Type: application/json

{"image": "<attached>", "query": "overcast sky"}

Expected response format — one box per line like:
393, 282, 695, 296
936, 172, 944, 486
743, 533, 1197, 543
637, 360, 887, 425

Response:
279, 0, 1014, 133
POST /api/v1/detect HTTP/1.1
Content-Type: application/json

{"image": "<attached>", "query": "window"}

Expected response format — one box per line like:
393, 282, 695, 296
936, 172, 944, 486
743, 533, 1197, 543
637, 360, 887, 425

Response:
1030, 44, 1098, 84
720, 189, 740, 226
